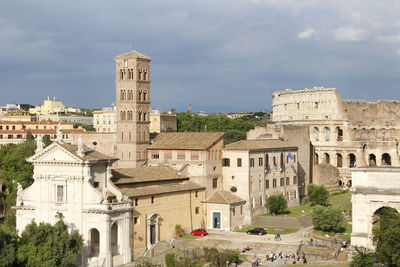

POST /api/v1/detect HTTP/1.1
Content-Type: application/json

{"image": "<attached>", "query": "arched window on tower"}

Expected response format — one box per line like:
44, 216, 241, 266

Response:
315, 127, 320, 141
143, 91, 147, 101
325, 127, 330, 141
138, 112, 142, 121
138, 91, 142, 101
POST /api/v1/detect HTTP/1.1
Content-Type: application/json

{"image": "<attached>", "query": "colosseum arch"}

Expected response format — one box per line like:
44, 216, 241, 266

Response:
369, 154, 376, 166
348, 153, 356, 168
336, 153, 343, 167
381, 153, 391, 166
324, 153, 330, 164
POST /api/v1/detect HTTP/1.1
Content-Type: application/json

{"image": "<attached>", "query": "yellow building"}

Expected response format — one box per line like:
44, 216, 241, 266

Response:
111, 166, 205, 258
29, 97, 81, 115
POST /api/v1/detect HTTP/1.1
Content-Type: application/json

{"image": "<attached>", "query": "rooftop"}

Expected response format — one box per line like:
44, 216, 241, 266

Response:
149, 132, 224, 150
224, 139, 297, 151
112, 166, 185, 184
205, 190, 246, 205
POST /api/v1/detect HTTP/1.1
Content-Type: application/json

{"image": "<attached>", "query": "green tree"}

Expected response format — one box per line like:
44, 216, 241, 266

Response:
311, 205, 344, 232
350, 247, 376, 267
0, 228, 17, 267
73, 123, 95, 131
308, 184, 329, 206
26, 130, 34, 141
266, 194, 287, 215
42, 134, 52, 147
17, 213, 83, 267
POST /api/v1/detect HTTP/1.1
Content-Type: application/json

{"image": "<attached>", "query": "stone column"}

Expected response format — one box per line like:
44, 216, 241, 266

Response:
122, 212, 132, 264
100, 217, 112, 267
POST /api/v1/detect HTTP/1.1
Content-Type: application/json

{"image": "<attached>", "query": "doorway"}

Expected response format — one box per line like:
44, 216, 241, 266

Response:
212, 212, 221, 229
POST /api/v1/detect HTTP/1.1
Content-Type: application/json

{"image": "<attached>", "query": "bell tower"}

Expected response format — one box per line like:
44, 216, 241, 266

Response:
115, 50, 151, 168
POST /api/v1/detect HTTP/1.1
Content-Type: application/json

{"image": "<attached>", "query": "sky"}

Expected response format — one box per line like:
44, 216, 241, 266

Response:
1, 0, 400, 113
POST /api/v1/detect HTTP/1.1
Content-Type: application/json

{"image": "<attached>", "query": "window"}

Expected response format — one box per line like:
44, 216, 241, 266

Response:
315, 127, 320, 141
230, 186, 237, 192
56, 185, 64, 203
195, 191, 198, 198
280, 178, 284, 186
259, 157, 263, 166
237, 158, 242, 167
286, 177, 290, 185
265, 180, 269, 189
273, 179, 277, 188
124, 59, 128, 67
135, 198, 138, 206
151, 152, 159, 159
151, 196, 154, 204
195, 207, 199, 214
191, 151, 199, 160
315, 102, 318, 108
240, 206, 243, 214
232, 207, 236, 216
177, 151, 185, 160
325, 127, 330, 141
213, 178, 218, 188
164, 150, 172, 160
250, 158, 254, 167
134, 217, 139, 225
265, 154, 269, 169
222, 158, 230, 167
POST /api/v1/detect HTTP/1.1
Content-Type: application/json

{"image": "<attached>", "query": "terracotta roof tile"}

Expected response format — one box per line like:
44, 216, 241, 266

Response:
224, 139, 297, 151
58, 143, 117, 161
112, 166, 185, 184
149, 132, 224, 150
119, 180, 204, 197
204, 190, 246, 205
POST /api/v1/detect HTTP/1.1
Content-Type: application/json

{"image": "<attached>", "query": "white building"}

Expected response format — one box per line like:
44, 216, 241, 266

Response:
93, 107, 116, 133
15, 135, 132, 267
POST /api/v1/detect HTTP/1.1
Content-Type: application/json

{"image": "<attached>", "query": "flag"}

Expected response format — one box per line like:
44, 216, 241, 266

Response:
288, 152, 294, 160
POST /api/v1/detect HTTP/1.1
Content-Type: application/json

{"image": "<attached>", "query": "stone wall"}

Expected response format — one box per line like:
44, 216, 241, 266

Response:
313, 164, 339, 189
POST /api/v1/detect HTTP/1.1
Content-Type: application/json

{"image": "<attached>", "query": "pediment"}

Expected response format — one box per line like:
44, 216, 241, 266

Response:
29, 143, 82, 163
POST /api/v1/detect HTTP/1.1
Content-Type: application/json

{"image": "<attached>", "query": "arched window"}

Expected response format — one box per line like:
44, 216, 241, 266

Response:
280, 178, 284, 186
368, 154, 376, 166
250, 158, 255, 167
273, 179, 277, 188
90, 229, 100, 257
348, 153, 356, 168
336, 127, 343, 141
382, 153, 391, 166
286, 177, 290, 185
111, 223, 119, 255
265, 154, 269, 169
143, 91, 147, 101
273, 156, 276, 166
138, 112, 142, 121
325, 127, 330, 141
315, 127, 320, 141
336, 153, 343, 167
324, 153, 330, 164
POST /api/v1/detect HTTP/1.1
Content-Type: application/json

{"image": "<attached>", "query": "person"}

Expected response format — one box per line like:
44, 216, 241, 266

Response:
277, 233, 281, 240
310, 238, 314, 246
242, 247, 247, 253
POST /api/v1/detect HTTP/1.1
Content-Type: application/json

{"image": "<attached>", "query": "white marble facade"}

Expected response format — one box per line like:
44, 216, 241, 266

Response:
15, 136, 132, 267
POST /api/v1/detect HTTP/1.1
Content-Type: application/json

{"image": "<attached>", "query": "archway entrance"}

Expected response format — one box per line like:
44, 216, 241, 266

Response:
111, 223, 119, 255
90, 229, 100, 257
369, 154, 376, 166
336, 153, 343, 167
381, 153, 391, 166
348, 154, 356, 168
324, 153, 330, 164
148, 214, 160, 247
372, 207, 399, 249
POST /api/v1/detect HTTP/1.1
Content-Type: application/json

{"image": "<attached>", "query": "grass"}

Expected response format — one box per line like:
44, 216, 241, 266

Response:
234, 225, 299, 235
179, 233, 199, 239
260, 189, 352, 218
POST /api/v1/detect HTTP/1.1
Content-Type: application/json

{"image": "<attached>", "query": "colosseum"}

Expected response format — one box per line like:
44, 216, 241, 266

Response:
249, 86, 400, 190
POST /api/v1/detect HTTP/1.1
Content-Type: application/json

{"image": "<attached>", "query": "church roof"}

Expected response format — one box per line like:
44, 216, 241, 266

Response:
115, 50, 151, 60
204, 190, 246, 205
111, 166, 185, 184
58, 143, 118, 161
224, 139, 297, 151
118, 180, 204, 197
149, 132, 224, 150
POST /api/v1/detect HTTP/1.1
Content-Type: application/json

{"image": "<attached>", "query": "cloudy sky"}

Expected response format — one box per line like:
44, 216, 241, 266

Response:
1, 0, 400, 112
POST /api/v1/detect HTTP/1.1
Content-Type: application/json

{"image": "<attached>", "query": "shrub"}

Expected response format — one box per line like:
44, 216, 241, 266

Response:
311, 205, 344, 232
350, 247, 376, 267
308, 184, 329, 206
266, 194, 287, 215
165, 253, 176, 267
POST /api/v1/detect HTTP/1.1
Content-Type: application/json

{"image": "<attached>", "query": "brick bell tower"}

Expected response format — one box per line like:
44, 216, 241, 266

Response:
115, 50, 151, 168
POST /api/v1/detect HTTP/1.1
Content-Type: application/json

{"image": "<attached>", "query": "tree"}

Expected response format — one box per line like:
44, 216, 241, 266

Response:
73, 123, 95, 131
26, 130, 34, 141
42, 134, 52, 147
308, 184, 329, 206
17, 214, 83, 267
311, 205, 344, 232
266, 194, 287, 215
0, 228, 17, 267
350, 247, 376, 267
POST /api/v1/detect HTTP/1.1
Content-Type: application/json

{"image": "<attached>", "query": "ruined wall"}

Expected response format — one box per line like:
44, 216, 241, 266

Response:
314, 164, 339, 189
343, 100, 400, 128
71, 132, 116, 158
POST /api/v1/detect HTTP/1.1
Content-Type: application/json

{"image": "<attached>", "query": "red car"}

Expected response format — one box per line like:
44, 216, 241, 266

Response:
191, 228, 208, 236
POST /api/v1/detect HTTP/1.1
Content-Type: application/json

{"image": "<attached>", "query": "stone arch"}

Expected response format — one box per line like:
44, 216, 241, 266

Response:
89, 228, 100, 257
336, 127, 343, 141
324, 153, 330, 164
348, 153, 356, 168
369, 154, 376, 166
111, 222, 119, 256
381, 153, 391, 166
336, 153, 343, 167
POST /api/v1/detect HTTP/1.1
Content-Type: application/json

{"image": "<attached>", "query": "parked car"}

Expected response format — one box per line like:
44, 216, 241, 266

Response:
191, 228, 208, 236
246, 228, 267, 235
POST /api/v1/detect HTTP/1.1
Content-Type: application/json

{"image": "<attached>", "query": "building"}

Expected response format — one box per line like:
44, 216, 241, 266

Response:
351, 168, 400, 249
0, 110, 36, 122
222, 139, 299, 224
0, 121, 86, 147
93, 106, 117, 133
0, 103, 21, 115
115, 51, 151, 168
38, 114, 93, 125
149, 109, 177, 133
147, 132, 224, 197
29, 97, 81, 115
111, 166, 205, 258
15, 137, 133, 267
250, 86, 400, 190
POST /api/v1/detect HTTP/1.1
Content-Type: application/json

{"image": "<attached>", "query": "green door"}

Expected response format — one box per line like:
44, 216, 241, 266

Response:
212, 212, 221, 228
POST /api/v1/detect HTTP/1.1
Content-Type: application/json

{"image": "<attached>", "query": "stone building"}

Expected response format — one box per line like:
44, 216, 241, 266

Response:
29, 97, 81, 115
222, 139, 299, 224
93, 106, 117, 133
254, 86, 400, 188
147, 132, 224, 197
111, 166, 205, 258
351, 168, 400, 249
115, 51, 151, 168
149, 109, 177, 133
15, 137, 133, 267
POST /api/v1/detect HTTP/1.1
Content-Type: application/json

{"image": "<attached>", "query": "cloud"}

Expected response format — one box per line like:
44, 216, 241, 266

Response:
377, 35, 400, 44
297, 28, 316, 39
333, 27, 366, 42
